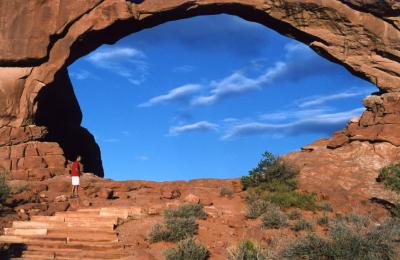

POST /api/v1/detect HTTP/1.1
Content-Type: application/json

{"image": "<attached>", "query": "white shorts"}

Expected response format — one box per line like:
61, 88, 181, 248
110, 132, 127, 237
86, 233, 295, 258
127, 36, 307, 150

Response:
72, 176, 80, 186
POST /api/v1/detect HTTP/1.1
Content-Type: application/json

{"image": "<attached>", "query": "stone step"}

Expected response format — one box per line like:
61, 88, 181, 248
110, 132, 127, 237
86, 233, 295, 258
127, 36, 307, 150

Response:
5, 228, 47, 236
99, 207, 143, 218
55, 211, 101, 218
22, 250, 55, 259
30, 216, 65, 222
26, 240, 122, 250
11, 258, 54, 260
30, 216, 119, 225
63, 216, 119, 224
53, 250, 131, 259
46, 230, 117, 241
13, 221, 115, 231
0, 235, 29, 244
67, 237, 118, 243
0, 235, 66, 244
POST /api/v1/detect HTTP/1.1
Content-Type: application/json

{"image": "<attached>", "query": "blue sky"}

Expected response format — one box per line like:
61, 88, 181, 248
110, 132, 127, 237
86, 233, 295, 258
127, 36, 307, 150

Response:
68, 15, 376, 181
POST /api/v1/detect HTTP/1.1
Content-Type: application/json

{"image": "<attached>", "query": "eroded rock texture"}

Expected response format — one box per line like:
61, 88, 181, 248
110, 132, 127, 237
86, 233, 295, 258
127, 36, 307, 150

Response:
0, 0, 399, 204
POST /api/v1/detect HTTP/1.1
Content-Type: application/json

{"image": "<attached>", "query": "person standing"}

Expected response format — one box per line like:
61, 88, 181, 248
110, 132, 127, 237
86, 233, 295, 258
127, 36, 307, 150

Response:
71, 155, 82, 198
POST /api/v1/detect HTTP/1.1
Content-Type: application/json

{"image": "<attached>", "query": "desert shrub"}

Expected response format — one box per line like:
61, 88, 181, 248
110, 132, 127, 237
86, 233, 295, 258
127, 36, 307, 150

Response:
317, 215, 329, 226
164, 238, 209, 260
241, 151, 299, 190
318, 201, 333, 212
288, 209, 302, 220
378, 162, 400, 193
283, 234, 333, 259
227, 240, 270, 260
164, 204, 207, 220
0, 169, 10, 204
148, 217, 197, 243
149, 204, 207, 243
265, 191, 317, 210
148, 224, 168, 242
261, 208, 288, 229
283, 218, 400, 259
220, 187, 234, 198
292, 218, 314, 232
345, 213, 369, 228
245, 179, 317, 211
245, 200, 277, 219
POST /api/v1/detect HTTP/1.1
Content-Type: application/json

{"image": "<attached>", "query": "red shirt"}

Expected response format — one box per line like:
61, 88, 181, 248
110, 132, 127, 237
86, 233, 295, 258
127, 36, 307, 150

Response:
71, 161, 80, 177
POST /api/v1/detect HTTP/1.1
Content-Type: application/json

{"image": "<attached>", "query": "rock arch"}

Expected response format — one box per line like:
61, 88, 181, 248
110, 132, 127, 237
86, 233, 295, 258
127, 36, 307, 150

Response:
0, 0, 399, 181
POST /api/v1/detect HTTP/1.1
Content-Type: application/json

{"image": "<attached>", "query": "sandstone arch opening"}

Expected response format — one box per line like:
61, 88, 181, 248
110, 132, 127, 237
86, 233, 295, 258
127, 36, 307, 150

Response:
46, 14, 374, 181
1, 0, 399, 184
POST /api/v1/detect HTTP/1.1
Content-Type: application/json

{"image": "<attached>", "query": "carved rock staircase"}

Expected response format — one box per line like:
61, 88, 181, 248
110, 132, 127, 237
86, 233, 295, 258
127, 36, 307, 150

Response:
0, 207, 143, 259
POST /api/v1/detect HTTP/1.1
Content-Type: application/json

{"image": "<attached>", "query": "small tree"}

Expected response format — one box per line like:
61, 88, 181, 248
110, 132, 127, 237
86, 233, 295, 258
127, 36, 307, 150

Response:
241, 151, 298, 190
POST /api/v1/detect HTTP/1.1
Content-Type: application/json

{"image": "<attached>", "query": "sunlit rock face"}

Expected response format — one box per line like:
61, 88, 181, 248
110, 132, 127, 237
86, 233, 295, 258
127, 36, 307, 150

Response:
0, 0, 399, 186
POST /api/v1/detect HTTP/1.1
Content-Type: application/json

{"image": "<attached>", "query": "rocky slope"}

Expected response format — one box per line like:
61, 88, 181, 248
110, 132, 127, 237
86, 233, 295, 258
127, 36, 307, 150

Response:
0, 175, 391, 259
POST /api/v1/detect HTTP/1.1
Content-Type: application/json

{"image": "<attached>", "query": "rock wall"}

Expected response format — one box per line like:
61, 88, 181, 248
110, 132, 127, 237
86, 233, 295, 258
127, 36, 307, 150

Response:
0, 0, 399, 180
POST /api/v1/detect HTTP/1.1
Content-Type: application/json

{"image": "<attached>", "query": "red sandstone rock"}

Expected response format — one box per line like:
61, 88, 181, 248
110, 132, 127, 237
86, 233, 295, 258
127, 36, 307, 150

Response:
184, 194, 200, 204
54, 195, 68, 203
161, 188, 181, 200
97, 188, 114, 200
47, 201, 70, 215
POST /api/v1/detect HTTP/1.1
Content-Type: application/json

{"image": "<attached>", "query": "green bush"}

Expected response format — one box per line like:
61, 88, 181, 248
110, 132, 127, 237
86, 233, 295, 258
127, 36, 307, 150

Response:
318, 201, 333, 212
288, 210, 302, 220
227, 240, 270, 260
261, 208, 288, 229
345, 213, 369, 228
164, 204, 207, 220
148, 217, 198, 243
245, 200, 276, 219
241, 151, 299, 190
317, 215, 329, 226
283, 234, 333, 259
148, 204, 207, 243
378, 162, 400, 193
292, 219, 314, 232
0, 169, 10, 204
283, 218, 400, 259
245, 179, 317, 211
264, 191, 317, 210
220, 187, 234, 198
164, 238, 209, 260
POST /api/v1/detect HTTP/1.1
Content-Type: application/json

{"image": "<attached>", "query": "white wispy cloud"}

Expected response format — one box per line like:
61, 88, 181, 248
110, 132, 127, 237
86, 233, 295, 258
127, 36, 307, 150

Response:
222, 107, 364, 140
122, 131, 131, 136
69, 69, 90, 80
191, 62, 286, 106
86, 47, 148, 85
260, 108, 331, 122
297, 89, 371, 107
168, 121, 219, 136
189, 42, 339, 106
136, 155, 150, 161
173, 65, 195, 73
102, 138, 119, 143
138, 84, 202, 107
